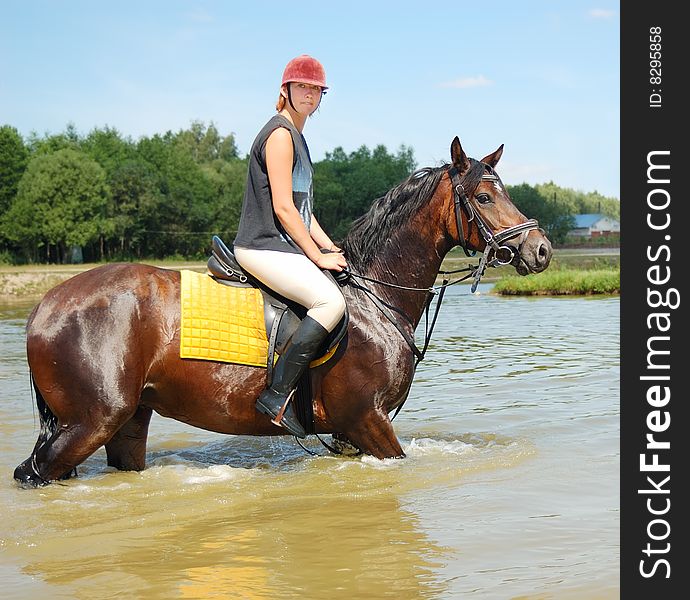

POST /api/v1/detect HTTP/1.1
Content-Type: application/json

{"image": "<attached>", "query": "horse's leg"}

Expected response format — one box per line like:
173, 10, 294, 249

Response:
342, 411, 406, 459
29, 402, 138, 483
330, 432, 363, 455
105, 405, 153, 471
17, 364, 142, 485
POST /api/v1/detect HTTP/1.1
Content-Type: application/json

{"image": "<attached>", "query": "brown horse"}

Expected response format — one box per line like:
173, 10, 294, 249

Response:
14, 137, 552, 487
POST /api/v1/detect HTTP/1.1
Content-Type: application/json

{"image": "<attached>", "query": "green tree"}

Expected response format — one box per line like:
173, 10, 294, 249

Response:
2, 149, 109, 262
202, 157, 248, 240
0, 125, 29, 216
107, 159, 162, 258
314, 144, 416, 239
81, 126, 136, 176
25, 122, 82, 156
136, 132, 217, 257
508, 183, 575, 244
174, 120, 239, 164
535, 182, 619, 220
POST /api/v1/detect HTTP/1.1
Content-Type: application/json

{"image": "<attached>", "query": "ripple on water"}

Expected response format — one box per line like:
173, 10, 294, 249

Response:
0, 288, 619, 599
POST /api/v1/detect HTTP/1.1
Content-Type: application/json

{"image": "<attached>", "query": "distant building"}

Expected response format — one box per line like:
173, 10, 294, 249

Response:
568, 213, 620, 238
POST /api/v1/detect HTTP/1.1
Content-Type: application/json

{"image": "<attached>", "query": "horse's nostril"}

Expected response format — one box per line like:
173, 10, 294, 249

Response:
537, 242, 552, 265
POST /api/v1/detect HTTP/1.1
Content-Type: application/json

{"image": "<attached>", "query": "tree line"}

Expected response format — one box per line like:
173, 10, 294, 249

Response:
0, 122, 620, 264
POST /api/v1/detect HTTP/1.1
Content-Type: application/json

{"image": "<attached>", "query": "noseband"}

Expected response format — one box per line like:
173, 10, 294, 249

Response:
448, 161, 540, 291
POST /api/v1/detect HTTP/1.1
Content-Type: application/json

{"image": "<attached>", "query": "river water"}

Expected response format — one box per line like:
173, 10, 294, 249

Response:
0, 284, 619, 599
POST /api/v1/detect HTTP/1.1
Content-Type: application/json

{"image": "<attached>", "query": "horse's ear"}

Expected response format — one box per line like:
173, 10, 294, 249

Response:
480, 144, 504, 168
450, 136, 471, 173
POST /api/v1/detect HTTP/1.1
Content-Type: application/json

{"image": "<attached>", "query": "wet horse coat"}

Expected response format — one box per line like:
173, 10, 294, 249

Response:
15, 137, 552, 486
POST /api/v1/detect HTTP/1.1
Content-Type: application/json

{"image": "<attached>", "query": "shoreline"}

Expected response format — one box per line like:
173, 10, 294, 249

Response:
0, 261, 207, 300
0, 249, 620, 301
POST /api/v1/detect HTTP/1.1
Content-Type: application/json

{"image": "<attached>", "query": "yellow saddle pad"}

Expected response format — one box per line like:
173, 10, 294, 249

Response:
180, 270, 269, 367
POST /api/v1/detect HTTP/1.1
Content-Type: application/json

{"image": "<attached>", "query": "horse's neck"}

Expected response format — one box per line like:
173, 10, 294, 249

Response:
357, 192, 453, 328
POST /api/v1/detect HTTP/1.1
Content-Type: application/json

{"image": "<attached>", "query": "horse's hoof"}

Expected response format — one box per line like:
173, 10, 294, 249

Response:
13, 458, 48, 488
330, 435, 362, 456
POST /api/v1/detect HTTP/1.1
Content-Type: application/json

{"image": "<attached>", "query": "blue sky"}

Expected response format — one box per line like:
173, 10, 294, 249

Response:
2, 1, 619, 198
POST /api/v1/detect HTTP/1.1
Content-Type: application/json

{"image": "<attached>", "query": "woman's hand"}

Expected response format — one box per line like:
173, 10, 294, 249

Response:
316, 250, 348, 272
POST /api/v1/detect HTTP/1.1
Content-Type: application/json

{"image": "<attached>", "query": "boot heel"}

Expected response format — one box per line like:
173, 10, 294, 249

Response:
256, 389, 305, 437
254, 316, 327, 439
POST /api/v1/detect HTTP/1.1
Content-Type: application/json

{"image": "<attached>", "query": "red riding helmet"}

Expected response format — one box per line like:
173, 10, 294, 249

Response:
281, 55, 328, 90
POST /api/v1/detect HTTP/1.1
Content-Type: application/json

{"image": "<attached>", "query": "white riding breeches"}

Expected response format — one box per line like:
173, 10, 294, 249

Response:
233, 247, 346, 332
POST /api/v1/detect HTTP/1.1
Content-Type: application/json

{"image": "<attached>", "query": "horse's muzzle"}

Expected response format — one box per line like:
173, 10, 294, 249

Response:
511, 230, 553, 275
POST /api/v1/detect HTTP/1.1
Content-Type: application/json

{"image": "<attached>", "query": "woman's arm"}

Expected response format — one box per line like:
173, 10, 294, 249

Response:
266, 127, 322, 261
266, 128, 347, 270
309, 215, 341, 252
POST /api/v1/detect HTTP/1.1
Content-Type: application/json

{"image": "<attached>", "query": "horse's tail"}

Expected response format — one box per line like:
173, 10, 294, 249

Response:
25, 302, 58, 449
30, 371, 58, 453
13, 371, 60, 486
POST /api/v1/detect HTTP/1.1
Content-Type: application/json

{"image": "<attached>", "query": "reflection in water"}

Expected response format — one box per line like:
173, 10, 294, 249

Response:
0, 287, 619, 598
9, 450, 452, 599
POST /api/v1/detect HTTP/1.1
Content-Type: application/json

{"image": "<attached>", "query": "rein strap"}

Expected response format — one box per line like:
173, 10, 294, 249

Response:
449, 161, 540, 291
341, 161, 541, 423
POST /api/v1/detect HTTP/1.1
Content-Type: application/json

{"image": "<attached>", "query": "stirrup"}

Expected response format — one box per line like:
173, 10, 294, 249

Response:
271, 389, 296, 428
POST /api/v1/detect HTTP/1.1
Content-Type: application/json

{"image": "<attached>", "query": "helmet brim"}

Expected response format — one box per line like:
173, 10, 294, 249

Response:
283, 78, 329, 91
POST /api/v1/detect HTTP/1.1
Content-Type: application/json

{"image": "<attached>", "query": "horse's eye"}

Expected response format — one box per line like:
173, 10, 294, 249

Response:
476, 193, 491, 204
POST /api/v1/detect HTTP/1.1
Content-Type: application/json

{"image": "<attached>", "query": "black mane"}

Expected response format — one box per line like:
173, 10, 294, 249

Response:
342, 164, 448, 270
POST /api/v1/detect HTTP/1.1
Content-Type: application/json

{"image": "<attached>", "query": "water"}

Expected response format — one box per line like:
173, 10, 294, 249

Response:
0, 285, 619, 599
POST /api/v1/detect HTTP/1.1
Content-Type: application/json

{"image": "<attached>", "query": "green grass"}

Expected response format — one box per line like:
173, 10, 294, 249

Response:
493, 268, 620, 296
1, 250, 620, 299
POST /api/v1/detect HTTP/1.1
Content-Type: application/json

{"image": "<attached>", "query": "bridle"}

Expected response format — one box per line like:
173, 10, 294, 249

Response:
344, 159, 543, 371
449, 160, 540, 292
300, 160, 545, 453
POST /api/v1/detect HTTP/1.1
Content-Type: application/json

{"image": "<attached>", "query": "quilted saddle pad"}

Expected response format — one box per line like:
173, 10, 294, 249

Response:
179, 270, 269, 367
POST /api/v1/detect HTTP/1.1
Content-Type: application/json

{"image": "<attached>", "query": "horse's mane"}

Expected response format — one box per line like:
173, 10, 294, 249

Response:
341, 164, 449, 270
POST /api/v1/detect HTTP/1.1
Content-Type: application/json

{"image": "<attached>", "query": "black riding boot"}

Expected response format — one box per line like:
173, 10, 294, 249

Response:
256, 315, 329, 438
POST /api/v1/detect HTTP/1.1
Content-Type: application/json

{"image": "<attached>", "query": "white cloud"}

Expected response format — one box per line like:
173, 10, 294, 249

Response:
588, 8, 616, 19
439, 75, 492, 89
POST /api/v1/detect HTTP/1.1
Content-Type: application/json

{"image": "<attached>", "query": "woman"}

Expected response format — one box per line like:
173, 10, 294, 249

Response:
233, 55, 348, 438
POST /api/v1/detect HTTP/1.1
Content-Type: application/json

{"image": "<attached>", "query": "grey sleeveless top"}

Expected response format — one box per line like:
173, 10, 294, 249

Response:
233, 114, 313, 254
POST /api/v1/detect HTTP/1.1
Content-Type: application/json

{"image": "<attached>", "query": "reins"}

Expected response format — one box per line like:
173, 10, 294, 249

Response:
343, 161, 541, 422
346, 265, 483, 425
299, 160, 542, 454
346, 264, 478, 361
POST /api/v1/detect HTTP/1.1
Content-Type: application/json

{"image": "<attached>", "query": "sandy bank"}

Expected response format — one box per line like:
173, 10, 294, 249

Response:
0, 263, 206, 300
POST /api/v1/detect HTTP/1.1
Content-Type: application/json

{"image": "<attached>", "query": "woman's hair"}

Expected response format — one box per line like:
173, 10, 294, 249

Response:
275, 92, 286, 112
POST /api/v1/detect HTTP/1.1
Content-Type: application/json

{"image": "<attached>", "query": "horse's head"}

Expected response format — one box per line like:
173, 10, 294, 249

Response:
448, 136, 552, 276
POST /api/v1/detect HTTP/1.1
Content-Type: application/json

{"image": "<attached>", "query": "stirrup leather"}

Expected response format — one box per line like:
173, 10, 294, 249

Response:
271, 388, 297, 428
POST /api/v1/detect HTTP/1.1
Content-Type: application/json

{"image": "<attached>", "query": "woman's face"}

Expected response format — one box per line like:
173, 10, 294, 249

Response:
287, 82, 323, 115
